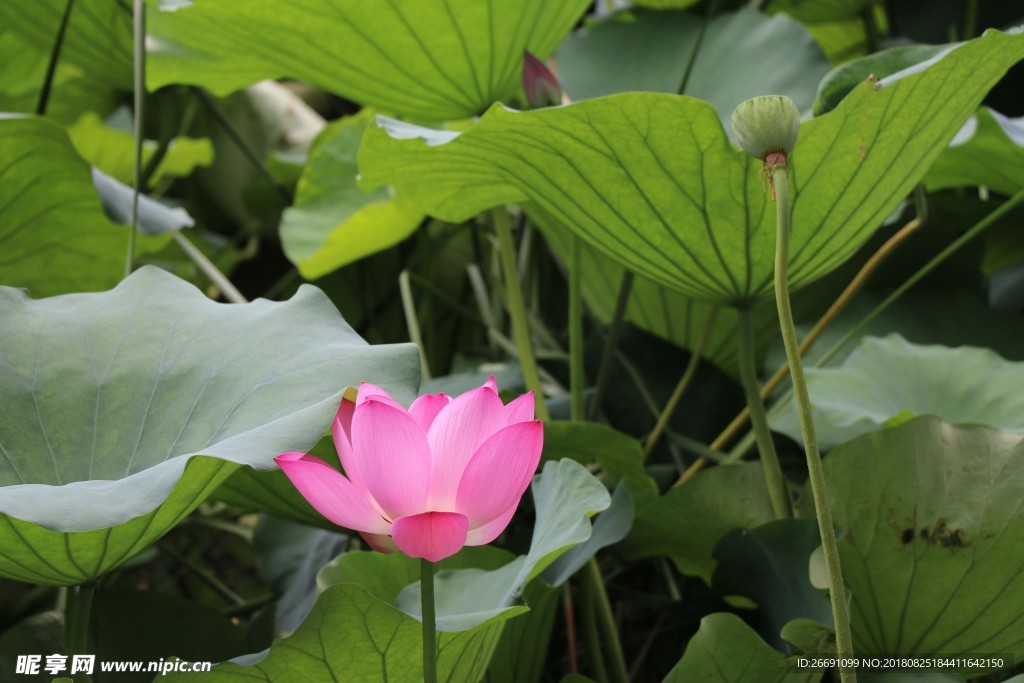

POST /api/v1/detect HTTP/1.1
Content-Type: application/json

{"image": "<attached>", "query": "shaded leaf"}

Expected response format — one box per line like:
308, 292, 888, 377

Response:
780, 618, 836, 655
622, 463, 776, 583
557, 8, 830, 128
360, 29, 1024, 305
712, 520, 833, 649
663, 612, 821, 683
771, 335, 1024, 450
542, 421, 654, 491
0, 266, 419, 584
148, 0, 591, 120
279, 110, 424, 279
91, 589, 272, 682
252, 515, 347, 633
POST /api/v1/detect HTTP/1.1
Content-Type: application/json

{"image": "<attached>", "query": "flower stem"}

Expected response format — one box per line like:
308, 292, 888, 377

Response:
737, 307, 792, 519
586, 559, 629, 683
569, 235, 585, 421
579, 560, 608, 683
421, 558, 438, 683
771, 165, 856, 681
493, 207, 550, 421
66, 583, 95, 683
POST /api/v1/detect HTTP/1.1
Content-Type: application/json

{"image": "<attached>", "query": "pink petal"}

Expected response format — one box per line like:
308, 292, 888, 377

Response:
465, 502, 518, 546
351, 399, 431, 519
275, 452, 389, 534
391, 511, 469, 562
483, 376, 498, 393
504, 391, 535, 425
359, 531, 399, 554
332, 397, 363, 485
456, 421, 543, 528
426, 384, 508, 509
408, 393, 451, 432
356, 382, 405, 411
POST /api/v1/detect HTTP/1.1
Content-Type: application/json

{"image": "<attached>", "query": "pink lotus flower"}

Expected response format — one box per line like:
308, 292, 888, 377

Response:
275, 378, 543, 562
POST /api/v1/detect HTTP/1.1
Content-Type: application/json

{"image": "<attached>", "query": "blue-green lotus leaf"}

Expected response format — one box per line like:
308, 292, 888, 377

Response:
0, 266, 419, 585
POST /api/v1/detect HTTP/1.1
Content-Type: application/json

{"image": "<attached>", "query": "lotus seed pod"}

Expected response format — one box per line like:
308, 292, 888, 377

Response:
731, 95, 801, 160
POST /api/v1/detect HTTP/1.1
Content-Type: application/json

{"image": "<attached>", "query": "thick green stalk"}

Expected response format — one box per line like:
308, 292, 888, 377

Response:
66, 583, 95, 683
421, 558, 438, 683
586, 559, 629, 683
644, 306, 718, 460
579, 569, 608, 683
493, 208, 550, 421
736, 308, 792, 519
569, 235, 585, 421
771, 165, 856, 682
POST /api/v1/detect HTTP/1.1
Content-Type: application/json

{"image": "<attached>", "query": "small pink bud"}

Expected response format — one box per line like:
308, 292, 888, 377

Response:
522, 51, 563, 109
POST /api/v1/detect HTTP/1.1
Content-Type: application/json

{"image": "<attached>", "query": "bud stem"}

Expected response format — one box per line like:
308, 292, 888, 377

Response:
771, 164, 857, 682
736, 307, 792, 519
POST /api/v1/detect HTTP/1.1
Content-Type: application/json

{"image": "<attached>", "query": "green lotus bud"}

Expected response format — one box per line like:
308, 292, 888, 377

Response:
731, 95, 800, 161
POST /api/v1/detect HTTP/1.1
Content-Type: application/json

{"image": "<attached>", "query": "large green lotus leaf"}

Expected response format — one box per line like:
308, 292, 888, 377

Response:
359, 29, 1024, 306
556, 8, 830, 127
771, 335, 1024, 450
531, 203, 779, 377
621, 463, 776, 584
925, 107, 1024, 196
663, 612, 821, 683
0, 266, 419, 585
804, 417, 1024, 665
395, 459, 611, 632
0, 115, 144, 297
147, 0, 591, 120
195, 549, 517, 683
0, 1, 133, 89
280, 110, 424, 279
